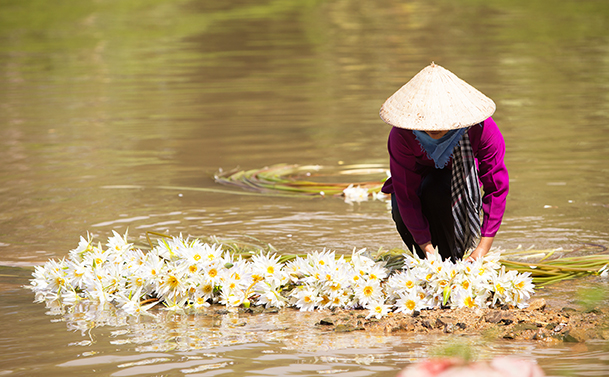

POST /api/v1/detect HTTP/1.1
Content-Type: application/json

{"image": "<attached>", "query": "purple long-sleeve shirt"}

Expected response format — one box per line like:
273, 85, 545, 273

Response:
381, 117, 509, 245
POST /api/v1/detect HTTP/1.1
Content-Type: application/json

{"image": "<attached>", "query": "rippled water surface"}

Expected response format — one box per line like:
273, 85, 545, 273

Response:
1, 0, 609, 376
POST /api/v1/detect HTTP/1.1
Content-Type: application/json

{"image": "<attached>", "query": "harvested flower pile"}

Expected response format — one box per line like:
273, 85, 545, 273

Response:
27, 232, 609, 343
29, 231, 534, 319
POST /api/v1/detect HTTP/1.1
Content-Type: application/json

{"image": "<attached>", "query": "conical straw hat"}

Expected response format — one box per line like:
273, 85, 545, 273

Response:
379, 63, 496, 131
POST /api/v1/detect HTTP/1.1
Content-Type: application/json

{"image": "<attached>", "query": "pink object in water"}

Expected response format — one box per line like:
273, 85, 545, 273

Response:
396, 357, 545, 377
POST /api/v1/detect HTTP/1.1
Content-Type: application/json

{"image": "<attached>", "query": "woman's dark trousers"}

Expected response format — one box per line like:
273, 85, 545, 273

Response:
391, 167, 460, 262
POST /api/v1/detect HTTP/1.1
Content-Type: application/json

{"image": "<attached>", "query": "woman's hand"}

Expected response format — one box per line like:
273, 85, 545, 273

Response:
419, 242, 436, 258
465, 236, 494, 262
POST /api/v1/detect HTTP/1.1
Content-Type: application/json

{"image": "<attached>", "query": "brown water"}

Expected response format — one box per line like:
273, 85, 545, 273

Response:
1, 0, 609, 375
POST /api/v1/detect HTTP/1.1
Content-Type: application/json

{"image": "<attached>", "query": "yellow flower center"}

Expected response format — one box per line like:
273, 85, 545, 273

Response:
363, 286, 374, 297
194, 254, 201, 261
496, 284, 505, 294
464, 296, 476, 308
320, 295, 330, 306
462, 281, 470, 290
208, 268, 218, 278
202, 284, 213, 294
167, 276, 179, 288
189, 265, 198, 273
406, 281, 414, 289
406, 300, 415, 311
267, 266, 275, 274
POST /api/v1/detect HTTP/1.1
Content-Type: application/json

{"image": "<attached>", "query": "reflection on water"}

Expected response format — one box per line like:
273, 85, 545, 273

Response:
1, 0, 609, 375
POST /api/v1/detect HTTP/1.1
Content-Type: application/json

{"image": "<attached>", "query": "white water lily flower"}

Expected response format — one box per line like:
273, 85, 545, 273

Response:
193, 295, 211, 309
402, 251, 426, 270
491, 267, 513, 307
367, 263, 389, 282
251, 252, 285, 286
115, 289, 157, 316
256, 280, 286, 308
82, 246, 108, 270
200, 243, 224, 265
372, 191, 388, 201
219, 288, 246, 308
343, 184, 369, 204
156, 267, 189, 302
354, 278, 383, 307
308, 249, 336, 270
61, 288, 83, 306
350, 247, 375, 276
366, 300, 391, 319
162, 297, 188, 314
195, 281, 216, 303
386, 270, 419, 299
326, 289, 352, 308
200, 262, 223, 287
395, 289, 425, 314
68, 233, 93, 262
284, 258, 308, 283
106, 230, 132, 254
506, 270, 535, 309
450, 287, 478, 309
86, 280, 114, 304
600, 264, 609, 280
44, 259, 69, 293
292, 286, 320, 311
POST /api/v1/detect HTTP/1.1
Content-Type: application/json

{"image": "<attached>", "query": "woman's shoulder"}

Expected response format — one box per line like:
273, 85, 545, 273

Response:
468, 117, 503, 141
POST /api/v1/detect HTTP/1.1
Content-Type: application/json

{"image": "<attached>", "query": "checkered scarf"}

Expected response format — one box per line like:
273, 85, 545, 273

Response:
451, 128, 482, 259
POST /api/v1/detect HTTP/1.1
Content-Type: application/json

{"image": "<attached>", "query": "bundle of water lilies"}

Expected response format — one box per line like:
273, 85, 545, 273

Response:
495, 244, 609, 287
214, 163, 389, 203
29, 231, 538, 320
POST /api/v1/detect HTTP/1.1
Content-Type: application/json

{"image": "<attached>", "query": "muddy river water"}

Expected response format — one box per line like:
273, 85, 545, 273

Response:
1, 0, 608, 376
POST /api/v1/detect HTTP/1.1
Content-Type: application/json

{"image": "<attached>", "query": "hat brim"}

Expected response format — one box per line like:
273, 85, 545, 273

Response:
379, 63, 496, 131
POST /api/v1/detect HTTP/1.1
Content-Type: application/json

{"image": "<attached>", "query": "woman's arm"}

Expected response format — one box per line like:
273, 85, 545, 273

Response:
466, 236, 494, 261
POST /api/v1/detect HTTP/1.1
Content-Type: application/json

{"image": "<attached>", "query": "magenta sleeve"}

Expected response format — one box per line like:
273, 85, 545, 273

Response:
385, 128, 432, 245
471, 118, 509, 237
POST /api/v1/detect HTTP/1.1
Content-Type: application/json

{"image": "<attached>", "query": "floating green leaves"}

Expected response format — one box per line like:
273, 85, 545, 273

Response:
214, 163, 388, 197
